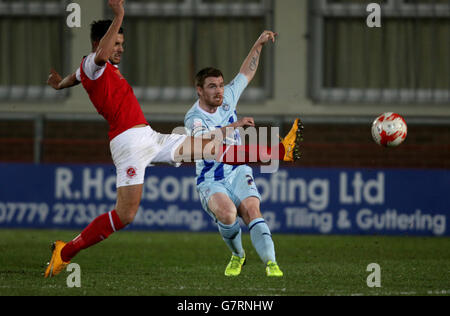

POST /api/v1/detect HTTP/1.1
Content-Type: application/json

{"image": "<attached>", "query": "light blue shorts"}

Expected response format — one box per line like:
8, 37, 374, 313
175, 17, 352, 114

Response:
197, 165, 261, 221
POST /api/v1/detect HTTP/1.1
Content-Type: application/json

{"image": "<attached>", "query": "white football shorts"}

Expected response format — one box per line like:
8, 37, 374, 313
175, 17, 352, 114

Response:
110, 126, 188, 188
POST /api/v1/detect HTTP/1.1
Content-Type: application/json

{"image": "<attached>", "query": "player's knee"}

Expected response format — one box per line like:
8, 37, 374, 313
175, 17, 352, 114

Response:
245, 206, 262, 223
217, 209, 237, 226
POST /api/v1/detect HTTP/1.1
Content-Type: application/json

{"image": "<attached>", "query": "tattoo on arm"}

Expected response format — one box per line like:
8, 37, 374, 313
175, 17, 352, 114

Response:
249, 49, 261, 71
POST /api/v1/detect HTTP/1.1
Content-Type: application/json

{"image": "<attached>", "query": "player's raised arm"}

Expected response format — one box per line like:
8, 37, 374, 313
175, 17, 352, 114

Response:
239, 30, 278, 83
94, 0, 125, 66
47, 68, 80, 90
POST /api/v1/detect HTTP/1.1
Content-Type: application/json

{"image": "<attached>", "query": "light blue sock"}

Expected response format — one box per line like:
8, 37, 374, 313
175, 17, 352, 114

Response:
218, 221, 245, 258
248, 218, 276, 264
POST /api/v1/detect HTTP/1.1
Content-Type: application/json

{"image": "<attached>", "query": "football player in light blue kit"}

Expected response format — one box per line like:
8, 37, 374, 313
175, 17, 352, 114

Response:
185, 31, 283, 277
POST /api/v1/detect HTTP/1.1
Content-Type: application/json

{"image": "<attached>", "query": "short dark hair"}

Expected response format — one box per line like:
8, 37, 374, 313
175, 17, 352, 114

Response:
195, 67, 224, 88
90, 20, 124, 43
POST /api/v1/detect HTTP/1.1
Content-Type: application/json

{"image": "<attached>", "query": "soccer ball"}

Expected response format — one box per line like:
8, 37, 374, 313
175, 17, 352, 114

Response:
371, 113, 408, 147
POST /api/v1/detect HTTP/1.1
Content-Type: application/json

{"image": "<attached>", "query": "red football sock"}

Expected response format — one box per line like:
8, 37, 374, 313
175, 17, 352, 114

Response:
61, 210, 125, 262
217, 144, 286, 165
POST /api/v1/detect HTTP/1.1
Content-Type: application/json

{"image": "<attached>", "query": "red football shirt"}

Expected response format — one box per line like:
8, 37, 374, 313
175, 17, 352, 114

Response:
78, 55, 148, 141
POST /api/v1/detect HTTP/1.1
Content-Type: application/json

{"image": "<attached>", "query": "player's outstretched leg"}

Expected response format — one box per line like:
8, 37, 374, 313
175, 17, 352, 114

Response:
176, 118, 304, 165
212, 118, 304, 165
280, 118, 304, 162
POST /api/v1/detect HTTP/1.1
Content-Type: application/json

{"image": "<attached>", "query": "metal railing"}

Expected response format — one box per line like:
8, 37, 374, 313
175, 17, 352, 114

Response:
2, 112, 450, 164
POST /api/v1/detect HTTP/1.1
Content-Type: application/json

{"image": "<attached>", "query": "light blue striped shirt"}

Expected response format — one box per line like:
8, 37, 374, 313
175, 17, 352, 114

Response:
184, 73, 248, 185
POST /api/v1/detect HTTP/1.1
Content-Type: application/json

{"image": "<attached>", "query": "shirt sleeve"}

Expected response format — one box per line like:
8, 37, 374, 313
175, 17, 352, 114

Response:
82, 53, 107, 80
75, 68, 81, 82
223, 73, 249, 109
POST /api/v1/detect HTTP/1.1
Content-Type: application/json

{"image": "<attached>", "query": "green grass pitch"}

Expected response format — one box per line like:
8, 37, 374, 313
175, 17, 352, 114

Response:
0, 229, 449, 296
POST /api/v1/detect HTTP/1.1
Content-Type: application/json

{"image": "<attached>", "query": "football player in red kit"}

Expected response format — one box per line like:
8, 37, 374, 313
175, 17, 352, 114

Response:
45, 0, 303, 278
